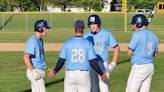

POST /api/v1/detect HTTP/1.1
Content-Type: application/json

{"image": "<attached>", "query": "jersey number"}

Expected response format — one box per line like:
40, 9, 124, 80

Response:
71, 49, 85, 62
148, 42, 153, 56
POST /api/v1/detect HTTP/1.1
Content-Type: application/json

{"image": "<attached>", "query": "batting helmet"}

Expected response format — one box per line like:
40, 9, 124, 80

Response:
131, 14, 147, 28
34, 20, 51, 33
88, 14, 101, 26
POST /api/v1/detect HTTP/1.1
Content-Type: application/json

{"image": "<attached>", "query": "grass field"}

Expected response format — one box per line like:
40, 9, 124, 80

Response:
0, 30, 163, 43
0, 13, 163, 92
0, 52, 164, 92
0, 13, 124, 31
0, 13, 164, 31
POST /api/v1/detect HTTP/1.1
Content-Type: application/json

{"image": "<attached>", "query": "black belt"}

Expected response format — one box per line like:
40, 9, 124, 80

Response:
67, 69, 89, 71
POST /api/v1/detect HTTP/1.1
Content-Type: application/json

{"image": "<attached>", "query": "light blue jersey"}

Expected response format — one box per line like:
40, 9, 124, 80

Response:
128, 29, 158, 64
59, 37, 97, 71
83, 28, 118, 62
24, 35, 46, 70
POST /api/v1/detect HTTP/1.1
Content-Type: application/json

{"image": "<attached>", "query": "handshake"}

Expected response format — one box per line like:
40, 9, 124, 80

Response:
47, 69, 56, 78
43, 61, 116, 82
100, 61, 116, 81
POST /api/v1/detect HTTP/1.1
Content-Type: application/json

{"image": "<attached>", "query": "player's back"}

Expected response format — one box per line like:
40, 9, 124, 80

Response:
62, 37, 96, 71
131, 29, 158, 64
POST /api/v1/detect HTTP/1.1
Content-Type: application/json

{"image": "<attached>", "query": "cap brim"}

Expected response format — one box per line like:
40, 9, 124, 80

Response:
46, 26, 51, 29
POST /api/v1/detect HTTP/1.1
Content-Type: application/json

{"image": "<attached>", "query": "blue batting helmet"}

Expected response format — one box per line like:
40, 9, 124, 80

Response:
34, 20, 51, 33
131, 14, 147, 28
88, 14, 101, 26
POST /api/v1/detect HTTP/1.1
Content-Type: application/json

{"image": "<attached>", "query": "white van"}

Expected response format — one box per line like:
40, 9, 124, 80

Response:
136, 9, 151, 14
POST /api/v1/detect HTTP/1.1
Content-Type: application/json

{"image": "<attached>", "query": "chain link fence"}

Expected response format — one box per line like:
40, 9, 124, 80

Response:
0, 13, 125, 32
0, 12, 163, 32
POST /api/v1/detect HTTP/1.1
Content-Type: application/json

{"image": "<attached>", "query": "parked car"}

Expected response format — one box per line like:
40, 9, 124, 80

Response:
136, 9, 151, 14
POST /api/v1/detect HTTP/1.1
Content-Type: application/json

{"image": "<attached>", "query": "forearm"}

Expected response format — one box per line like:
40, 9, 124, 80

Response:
53, 58, 65, 74
90, 59, 103, 76
25, 61, 34, 71
127, 48, 133, 56
23, 54, 34, 71
112, 46, 119, 63
108, 46, 119, 73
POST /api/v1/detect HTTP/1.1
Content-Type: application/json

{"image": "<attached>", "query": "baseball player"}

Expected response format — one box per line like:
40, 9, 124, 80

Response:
48, 20, 108, 92
83, 14, 120, 92
23, 20, 51, 92
125, 14, 158, 92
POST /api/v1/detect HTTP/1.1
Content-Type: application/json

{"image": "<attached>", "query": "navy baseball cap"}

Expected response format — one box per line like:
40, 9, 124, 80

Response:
74, 20, 85, 29
34, 20, 51, 32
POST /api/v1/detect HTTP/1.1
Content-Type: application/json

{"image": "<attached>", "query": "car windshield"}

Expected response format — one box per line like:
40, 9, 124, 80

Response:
138, 10, 144, 12
145, 10, 150, 12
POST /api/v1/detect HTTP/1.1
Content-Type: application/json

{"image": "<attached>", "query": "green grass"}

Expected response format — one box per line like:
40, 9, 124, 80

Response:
0, 13, 164, 31
0, 52, 163, 92
0, 30, 163, 43
0, 13, 124, 31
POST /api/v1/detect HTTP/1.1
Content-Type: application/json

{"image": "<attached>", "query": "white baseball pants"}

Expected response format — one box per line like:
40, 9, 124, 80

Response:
64, 70, 90, 92
26, 68, 46, 92
126, 63, 154, 92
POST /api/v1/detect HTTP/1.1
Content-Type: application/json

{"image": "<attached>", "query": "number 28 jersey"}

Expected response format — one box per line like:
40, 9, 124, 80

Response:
59, 37, 97, 71
128, 29, 158, 65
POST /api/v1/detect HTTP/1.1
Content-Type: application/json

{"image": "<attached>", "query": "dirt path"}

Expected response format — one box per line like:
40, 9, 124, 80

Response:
0, 43, 163, 52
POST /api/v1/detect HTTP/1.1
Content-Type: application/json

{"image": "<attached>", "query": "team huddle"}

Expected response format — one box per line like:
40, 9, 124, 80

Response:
23, 14, 158, 92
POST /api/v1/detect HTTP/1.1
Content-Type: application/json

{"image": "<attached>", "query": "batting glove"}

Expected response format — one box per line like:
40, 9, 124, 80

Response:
108, 62, 116, 73
32, 69, 41, 80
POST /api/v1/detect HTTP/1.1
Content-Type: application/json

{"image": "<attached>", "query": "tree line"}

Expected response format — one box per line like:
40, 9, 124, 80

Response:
0, 0, 164, 12
128, 0, 164, 11
0, 0, 104, 12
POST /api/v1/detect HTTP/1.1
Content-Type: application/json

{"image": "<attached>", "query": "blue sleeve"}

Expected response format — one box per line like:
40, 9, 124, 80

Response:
108, 32, 118, 48
24, 37, 36, 55
128, 33, 139, 50
59, 42, 67, 59
83, 32, 94, 45
88, 42, 97, 60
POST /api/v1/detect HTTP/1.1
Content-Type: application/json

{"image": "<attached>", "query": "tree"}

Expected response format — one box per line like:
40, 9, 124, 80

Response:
0, 0, 105, 12
89, 0, 104, 11
74, 0, 91, 12
49, 0, 71, 11
49, 0, 104, 12
0, 0, 6, 11
128, 0, 160, 11
0, 0, 15, 11
32, 0, 50, 11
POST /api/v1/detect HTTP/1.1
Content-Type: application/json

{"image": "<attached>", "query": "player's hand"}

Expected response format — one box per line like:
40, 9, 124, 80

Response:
32, 69, 41, 80
48, 69, 56, 78
100, 73, 108, 81
108, 62, 116, 73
